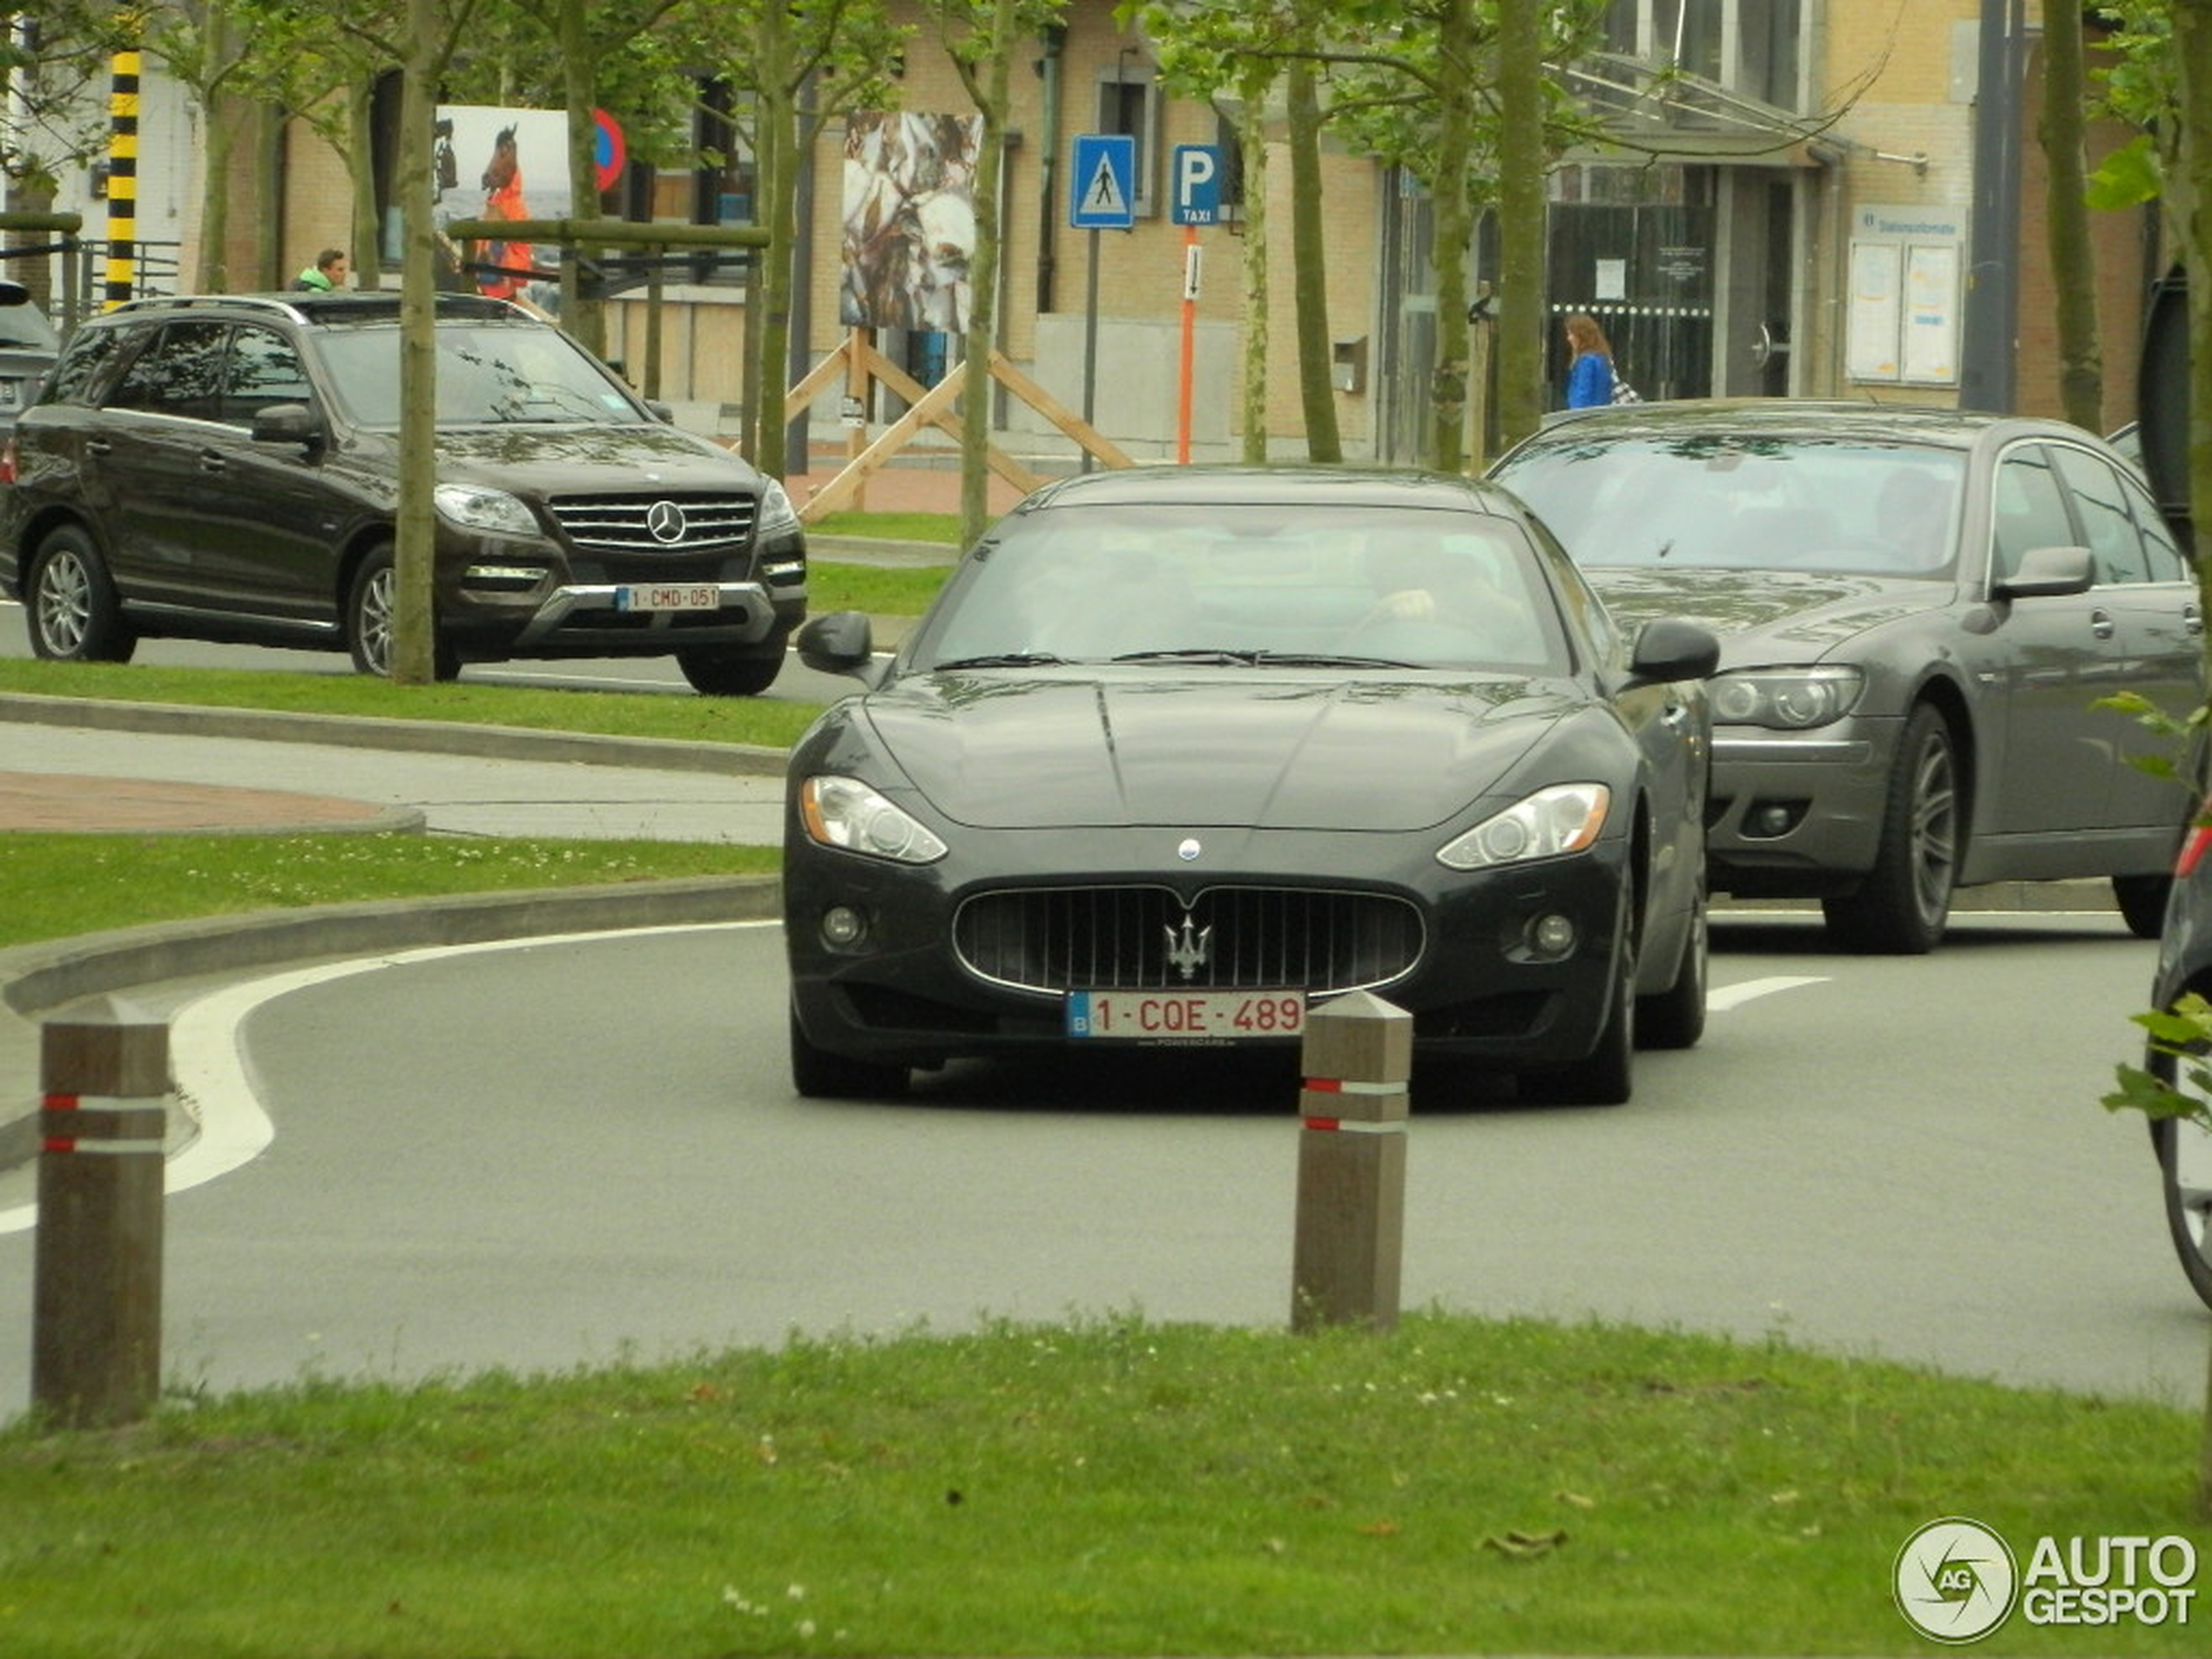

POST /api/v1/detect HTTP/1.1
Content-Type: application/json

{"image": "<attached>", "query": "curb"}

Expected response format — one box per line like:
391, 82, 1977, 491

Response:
0, 874, 781, 1172
0, 691, 789, 776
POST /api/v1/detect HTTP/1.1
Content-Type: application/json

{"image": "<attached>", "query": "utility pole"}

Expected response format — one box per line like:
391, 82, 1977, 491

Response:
1959, 0, 2023, 412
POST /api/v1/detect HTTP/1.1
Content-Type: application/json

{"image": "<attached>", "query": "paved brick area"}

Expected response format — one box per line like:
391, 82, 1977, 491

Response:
0, 771, 404, 833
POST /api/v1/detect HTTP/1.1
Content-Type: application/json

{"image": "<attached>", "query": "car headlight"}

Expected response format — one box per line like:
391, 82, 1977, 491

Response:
1437, 782, 1610, 870
1709, 665, 1864, 730
758, 479, 801, 538
435, 482, 539, 538
799, 775, 948, 864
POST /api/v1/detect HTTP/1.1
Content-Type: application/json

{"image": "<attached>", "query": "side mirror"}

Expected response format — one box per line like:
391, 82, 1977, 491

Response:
797, 610, 878, 678
249, 402, 320, 447
1626, 617, 1721, 685
0, 280, 28, 308
1993, 544, 2094, 600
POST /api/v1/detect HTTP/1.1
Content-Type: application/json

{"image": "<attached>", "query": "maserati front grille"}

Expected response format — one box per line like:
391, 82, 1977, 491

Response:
952, 885, 1425, 995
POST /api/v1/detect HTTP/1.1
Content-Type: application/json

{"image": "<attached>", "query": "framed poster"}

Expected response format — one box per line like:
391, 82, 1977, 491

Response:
1846, 240, 1902, 382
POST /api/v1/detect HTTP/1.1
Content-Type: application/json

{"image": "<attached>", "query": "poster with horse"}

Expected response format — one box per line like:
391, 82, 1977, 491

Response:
432, 105, 570, 313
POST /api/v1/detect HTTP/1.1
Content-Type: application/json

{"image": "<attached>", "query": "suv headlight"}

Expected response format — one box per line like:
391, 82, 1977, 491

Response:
1710, 665, 1864, 730
435, 482, 539, 538
799, 775, 948, 864
1437, 783, 1610, 870
758, 478, 801, 538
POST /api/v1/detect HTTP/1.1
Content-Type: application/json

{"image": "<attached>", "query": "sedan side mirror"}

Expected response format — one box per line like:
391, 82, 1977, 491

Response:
797, 610, 880, 680
1993, 544, 2094, 599
1625, 617, 1721, 685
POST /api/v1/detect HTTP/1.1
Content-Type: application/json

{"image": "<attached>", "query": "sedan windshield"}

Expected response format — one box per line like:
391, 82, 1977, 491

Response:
1498, 436, 1969, 578
914, 502, 1572, 673
311, 324, 645, 429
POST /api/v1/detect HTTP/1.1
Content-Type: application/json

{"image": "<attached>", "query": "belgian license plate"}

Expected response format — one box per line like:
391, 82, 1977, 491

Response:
1067, 989, 1306, 1041
615, 583, 718, 612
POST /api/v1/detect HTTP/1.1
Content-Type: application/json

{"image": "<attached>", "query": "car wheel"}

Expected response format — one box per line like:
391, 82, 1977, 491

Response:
28, 526, 136, 663
678, 636, 787, 698
2147, 1052, 2212, 1309
1822, 703, 1957, 954
789, 1006, 909, 1099
346, 545, 458, 681
1524, 934, 1635, 1106
1636, 879, 1707, 1051
2114, 873, 2171, 941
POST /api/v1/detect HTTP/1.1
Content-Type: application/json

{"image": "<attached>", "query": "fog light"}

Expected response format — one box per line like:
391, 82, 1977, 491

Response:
819, 906, 867, 948
1743, 799, 1808, 839
1527, 913, 1576, 960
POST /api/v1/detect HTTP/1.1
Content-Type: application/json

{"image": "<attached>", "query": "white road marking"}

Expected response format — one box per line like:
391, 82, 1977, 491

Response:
0, 922, 772, 1235
1708, 974, 1828, 1011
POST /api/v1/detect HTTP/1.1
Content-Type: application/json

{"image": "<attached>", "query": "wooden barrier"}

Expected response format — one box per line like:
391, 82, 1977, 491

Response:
1291, 992, 1411, 1333
32, 1001, 169, 1428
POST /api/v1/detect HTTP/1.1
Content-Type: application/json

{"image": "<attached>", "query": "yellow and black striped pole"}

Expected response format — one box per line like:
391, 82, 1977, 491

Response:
104, 40, 139, 309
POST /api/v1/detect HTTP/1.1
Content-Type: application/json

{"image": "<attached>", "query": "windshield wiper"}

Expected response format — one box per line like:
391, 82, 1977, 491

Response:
1113, 647, 1421, 669
931, 651, 1076, 670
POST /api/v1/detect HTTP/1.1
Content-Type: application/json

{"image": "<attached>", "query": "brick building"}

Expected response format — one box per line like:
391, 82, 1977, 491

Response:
22, 1, 2155, 469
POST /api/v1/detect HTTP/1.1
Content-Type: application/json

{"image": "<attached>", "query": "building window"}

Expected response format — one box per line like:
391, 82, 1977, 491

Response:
651, 78, 753, 287
1096, 64, 1160, 217
1601, 0, 1803, 111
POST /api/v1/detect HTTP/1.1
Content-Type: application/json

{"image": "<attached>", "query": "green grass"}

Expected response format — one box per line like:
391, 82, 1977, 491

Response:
0, 833, 779, 950
806, 558, 953, 617
0, 1312, 2204, 1657
809, 509, 961, 543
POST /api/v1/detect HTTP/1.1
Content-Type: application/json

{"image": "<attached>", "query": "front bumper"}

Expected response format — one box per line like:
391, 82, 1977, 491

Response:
784, 822, 1634, 1076
1703, 715, 1898, 897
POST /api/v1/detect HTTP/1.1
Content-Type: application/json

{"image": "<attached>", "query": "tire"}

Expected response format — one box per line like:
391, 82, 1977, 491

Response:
27, 525, 136, 663
1822, 703, 1958, 954
1636, 878, 1707, 1051
2114, 873, 2171, 941
678, 635, 788, 698
789, 1006, 908, 1100
2150, 1112, 2212, 1312
1524, 934, 1636, 1106
346, 544, 458, 681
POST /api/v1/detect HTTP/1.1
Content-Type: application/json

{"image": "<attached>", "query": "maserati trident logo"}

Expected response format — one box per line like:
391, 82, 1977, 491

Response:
645, 500, 688, 543
1164, 909, 1212, 982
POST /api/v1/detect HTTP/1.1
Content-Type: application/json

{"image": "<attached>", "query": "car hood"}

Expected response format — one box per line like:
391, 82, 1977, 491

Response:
856, 671, 1573, 831
421, 422, 759, 496
1582, 566, 1953, 658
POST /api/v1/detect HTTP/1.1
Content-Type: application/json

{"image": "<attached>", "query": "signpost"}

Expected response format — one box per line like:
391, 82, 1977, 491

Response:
1070, 134, 1136, 472
1170, 145, 1221, 463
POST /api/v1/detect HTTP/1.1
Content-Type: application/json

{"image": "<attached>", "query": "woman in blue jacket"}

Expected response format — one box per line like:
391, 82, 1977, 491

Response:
1562, 312, 1615, 408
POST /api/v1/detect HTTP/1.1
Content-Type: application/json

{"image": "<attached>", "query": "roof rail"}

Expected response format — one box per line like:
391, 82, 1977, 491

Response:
106, 293, 305, 319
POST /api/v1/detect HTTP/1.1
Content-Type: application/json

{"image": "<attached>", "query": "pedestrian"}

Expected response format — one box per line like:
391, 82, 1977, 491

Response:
1561, 312, 1615, 408
291, 248, 348, 292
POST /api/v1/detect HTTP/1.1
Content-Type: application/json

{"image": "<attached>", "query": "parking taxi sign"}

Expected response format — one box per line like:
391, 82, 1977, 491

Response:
1071, 133, 1136, 229
1172, 145, 1222, 225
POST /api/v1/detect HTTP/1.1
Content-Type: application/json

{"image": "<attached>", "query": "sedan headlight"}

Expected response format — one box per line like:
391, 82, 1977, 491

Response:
758, 479, 802, 538
799, 775, 948, 864
1437, 782, 1610, 870
1709, 665, 1864, 730
435, 482, 539, 538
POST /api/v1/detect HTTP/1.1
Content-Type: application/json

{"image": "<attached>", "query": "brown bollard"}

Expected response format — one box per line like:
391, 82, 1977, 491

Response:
32, 1001, 170, 1429
1291, 991, 1412, 1333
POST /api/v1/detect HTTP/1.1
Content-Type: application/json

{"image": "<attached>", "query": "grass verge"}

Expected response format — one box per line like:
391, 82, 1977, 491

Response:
0, 833, 780, 950
0, 1312, 2205, 1657
808, 508, 961, 543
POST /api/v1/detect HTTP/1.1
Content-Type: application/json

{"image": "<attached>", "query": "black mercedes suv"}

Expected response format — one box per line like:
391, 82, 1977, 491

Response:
0, 292, 807, 693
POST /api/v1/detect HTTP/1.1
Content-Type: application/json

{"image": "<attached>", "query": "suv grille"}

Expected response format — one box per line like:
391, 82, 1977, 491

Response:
953, 885, 1423, 995
549, 491, 759, 554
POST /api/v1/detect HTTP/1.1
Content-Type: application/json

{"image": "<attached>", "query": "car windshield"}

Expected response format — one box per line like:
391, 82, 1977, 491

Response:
1496, 435, 1969, 578
0, 300, 58, 351
913, 502, 1572, 674
311, 323, 644, 429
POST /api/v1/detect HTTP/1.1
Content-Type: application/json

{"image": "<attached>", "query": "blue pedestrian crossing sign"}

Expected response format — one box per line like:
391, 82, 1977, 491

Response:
1071, 133, 1136, 229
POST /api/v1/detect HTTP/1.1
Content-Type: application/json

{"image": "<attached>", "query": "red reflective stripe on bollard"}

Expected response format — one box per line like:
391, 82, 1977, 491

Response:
1304, 1116, 1341, 1132
44, 1093, 79, 1112
43, 1136, 77, 1155
1302, 1077, 1401, 1095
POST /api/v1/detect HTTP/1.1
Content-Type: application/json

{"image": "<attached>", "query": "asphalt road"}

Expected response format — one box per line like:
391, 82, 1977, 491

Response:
2, 908, 2199, 1420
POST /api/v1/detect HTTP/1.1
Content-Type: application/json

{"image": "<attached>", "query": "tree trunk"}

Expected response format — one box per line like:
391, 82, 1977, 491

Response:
1494, 0, 1547, 450
751, 8, 796, 477
392, 0, 444, 686
1239, 75, 1270, 465
1285, 57, 1339, 462
959, 0, 1017, 548
2040, 8, 2102, 431
556, 0, 604, 354
1426, 0, 1478, 472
